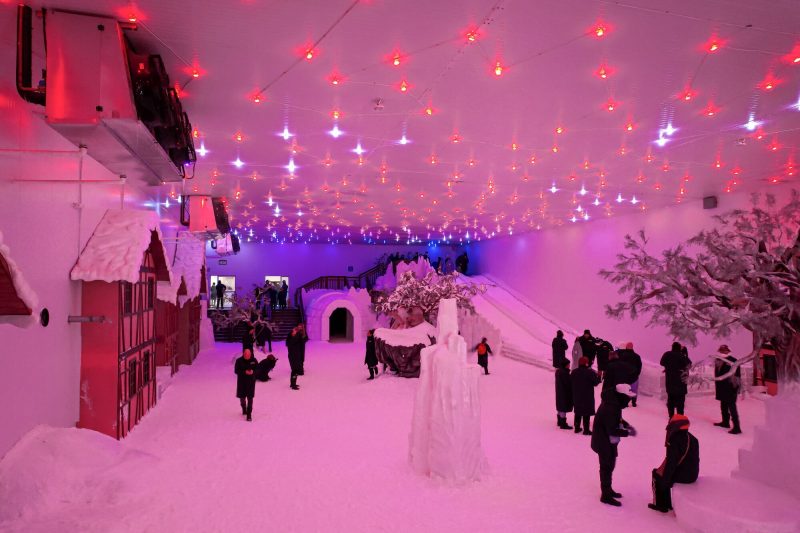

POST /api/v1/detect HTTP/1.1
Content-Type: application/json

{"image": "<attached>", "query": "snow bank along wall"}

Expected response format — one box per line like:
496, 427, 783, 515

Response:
467, 187, 795, 366
0, 5, 187, 457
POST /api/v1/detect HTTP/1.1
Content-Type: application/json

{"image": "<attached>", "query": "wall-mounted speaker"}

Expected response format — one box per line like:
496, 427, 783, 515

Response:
703, 196, 718, 209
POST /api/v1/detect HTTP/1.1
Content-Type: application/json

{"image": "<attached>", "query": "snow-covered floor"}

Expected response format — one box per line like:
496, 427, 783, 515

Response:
0, 341, 765, 533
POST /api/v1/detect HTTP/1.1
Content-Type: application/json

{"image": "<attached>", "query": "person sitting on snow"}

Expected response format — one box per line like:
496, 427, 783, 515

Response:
649, 414, 699, 513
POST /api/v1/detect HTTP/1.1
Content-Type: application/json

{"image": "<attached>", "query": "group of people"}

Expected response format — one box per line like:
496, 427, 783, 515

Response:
386, 251, 469, 276
233, 322, 309, 420
254, 280, 289, 313
552, 329, 713, 511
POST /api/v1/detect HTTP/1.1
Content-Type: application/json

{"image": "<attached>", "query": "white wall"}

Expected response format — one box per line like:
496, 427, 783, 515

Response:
467, 187, 794, 365
0, 5, 156, 457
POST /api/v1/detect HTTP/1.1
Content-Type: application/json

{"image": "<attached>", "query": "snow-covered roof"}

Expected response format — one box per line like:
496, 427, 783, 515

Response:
0, 230, 38, 327
70, 209, 172, 284
173, 232, 206, 306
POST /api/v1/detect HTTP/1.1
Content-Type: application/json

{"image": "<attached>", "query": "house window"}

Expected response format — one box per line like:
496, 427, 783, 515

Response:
142, 351, 151, 385
147, 278, 155, 309
128, 359, 138, 397
123, 282, 133, 314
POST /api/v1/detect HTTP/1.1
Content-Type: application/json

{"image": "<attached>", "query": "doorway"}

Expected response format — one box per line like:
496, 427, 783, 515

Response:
209, 275, 235, 309
328, 307, 354, 342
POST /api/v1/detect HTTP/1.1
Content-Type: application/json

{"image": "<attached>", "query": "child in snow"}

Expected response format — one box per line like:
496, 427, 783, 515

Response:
649, 414, 699, 513
555, 358, 573, 429
474, 338, 492, 375
365, 329, 378, 380
234, 348, 258, 421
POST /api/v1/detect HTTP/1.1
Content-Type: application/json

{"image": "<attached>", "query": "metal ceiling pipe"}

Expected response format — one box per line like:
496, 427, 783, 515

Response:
16, 5, 46, 106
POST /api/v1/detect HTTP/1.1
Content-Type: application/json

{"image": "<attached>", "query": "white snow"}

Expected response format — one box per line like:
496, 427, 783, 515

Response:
173, 232, 206, 306
374, 321, 437, 347
70, 209, 172, 285
374, 257, 437, 292
0, 229, 38, 327
0, 335, 775, 532
410, 299, 487, 482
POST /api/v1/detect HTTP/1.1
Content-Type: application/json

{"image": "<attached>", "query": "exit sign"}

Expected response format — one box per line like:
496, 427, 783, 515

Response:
218, 260, 227, 265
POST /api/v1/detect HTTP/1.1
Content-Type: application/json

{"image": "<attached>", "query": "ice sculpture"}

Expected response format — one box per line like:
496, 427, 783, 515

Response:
408, 298, 487, 483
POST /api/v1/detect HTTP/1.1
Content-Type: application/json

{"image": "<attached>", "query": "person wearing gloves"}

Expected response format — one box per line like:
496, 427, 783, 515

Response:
713, 345, 742, 434
571, 356, 601, 435
591, 383, 637, 506
555, 358, 573, 429
234, 348, 258, 421
649, 414, 700, 513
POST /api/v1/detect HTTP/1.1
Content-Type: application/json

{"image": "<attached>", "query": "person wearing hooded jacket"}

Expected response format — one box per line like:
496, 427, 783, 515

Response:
591, 384, 637, 506
648, 414, 700, 513
365, 329, 379, 380
660, 342, 691, 417
713, 345, 742, 434
617, 342, 643, 407
286, 323, 308, 390
552, 330, 568, 368
234, 348, 258, 421
555, 358, 573, 429
571, 356, 601, 435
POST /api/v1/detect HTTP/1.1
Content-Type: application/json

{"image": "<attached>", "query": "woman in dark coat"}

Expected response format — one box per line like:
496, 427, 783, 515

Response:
234, 348, 258, 421
365, 329, 378, 380
571, 356, 601, 435
254, 319, 272, 352
660, 342, 692, 417
552, 330, 568, 368
286, 323, 308, 390
555, 358, 573, 430
713, 345, 742, 434
649, 414, 700, 512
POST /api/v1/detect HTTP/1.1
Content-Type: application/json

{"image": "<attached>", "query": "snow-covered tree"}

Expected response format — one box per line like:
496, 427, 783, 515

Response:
373, 271, 485, 323
210, 285, 275, 336
600, 191, 800, 386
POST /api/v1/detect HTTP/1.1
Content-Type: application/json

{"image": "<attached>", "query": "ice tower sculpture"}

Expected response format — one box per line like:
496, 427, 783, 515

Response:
409, 298, 487, 483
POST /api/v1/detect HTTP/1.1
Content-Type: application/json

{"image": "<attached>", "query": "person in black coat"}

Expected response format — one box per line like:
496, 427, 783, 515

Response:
254, 317, 273, 353
365, 329, 378, 380
255, 353, 277, 382
591, 384, 637, 506
578, 330, 597, 367
602, 350, 634, 391
267, 284, 278, 310
242, 320, 256, 353
555, 358, 573, 430
660, 342, 692, 417
234, 348, 258, 421
649, 414, 700, 513
552, 330, 568, 368
595, 339, 613, 377
571, 356, 601, 435
278, 281, 289, 310
286, 323, 308, 390
713, 345, 742, 434
617, 342, 643, 407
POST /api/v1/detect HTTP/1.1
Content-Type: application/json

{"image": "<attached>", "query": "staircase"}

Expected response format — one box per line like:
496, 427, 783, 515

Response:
293, 261, 386, 324
208, 308, 302, 343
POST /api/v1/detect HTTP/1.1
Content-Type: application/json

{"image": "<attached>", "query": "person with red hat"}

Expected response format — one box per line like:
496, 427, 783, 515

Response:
649, 414, 700, 513
713, 345, 742, 434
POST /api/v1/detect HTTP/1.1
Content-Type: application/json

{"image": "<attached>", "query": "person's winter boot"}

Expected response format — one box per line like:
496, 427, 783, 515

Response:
648, 503, 669, 513
610, 489, 623, 498
290, 375, 299, 390
728, 426, 742, 435
558, 417, 573, 430
600, 493, 622, 507
713, 421, 730, 428
246, 413, 252, 421
368, 367, 375, 380
241, 401, 247, 415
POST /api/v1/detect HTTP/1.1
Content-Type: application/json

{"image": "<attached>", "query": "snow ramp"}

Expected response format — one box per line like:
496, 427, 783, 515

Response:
469, 275, 580, 370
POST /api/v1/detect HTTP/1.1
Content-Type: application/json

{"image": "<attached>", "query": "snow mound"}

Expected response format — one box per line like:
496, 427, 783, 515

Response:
375, 321, 437, 348
0, 230, 38, 327
673, 476, 800, 533
174, 232, 206, 306
71, 209, 171, 284
0, 426, 158, 523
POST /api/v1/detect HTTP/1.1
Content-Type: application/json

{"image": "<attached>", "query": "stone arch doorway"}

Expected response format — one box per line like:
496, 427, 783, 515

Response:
328, 307, 353, 342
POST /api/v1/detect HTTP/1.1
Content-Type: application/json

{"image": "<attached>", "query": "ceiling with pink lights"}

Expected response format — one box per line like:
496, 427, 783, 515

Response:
29, 0, 800, 244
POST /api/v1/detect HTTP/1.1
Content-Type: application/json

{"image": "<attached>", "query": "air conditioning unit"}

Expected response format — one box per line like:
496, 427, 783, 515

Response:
181, 195, 230, 238
19, 7, 195, 184
210, 234, 240, 257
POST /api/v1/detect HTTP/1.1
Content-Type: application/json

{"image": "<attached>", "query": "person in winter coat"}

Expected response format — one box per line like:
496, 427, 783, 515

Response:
595, 339, 613, 377
713, 345, 742, 434
286, 323, 308, 390
267, 284, 278, 310
571, 356, 601, 435
552, 330, 568, 368
591, 384, 637, 506
649, 414, 700, 513
578, 330, 597, 367
242, 320, 256, 354
214, 280, 226, 309
555, 359, 573, 429
602, 350, 634, 391
474, 338, 493, 375
617, 342, 643, 407
278, 281, 288, 310
254, 319, 273, 353
234, 348, 258, 421
365, 329, 379, 380
660, 342, 691, 417
255, 353, 277, 382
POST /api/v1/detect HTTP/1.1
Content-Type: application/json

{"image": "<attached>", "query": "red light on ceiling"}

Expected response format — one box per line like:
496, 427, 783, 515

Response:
783, 44, 800, 64
234, 132, 243, 142
127, 13, 137, 23
703, 102, 719, 116
511, 142, 519, 151
398, 79, 410, 92
770, 176, 781, 184
429, 154, 438, 164
595, 64, 611, 79
555, 126, 565, 135
305, 48, 315, 60
713, 159, 723, 169
494, 61, 504, 77
731, 166, 742, 175
423, 106, 435, 116
681, 88, 696, 101
331, 109, 342, 119
625, 122, 634, 132
192, 68, 200, 78
759, 74, 778, 91
605, 99, 617, 112
192, 128, 200, 138
592, 22, 609, 38
464, 26, 480, 43
768, 138, 780, 151
654, 182, 663, 191
703, 36, 724, 53
551, 145, 559, 153
328, 72, 344, 86
451, 133, 461, 144
389, 51, 404, 67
